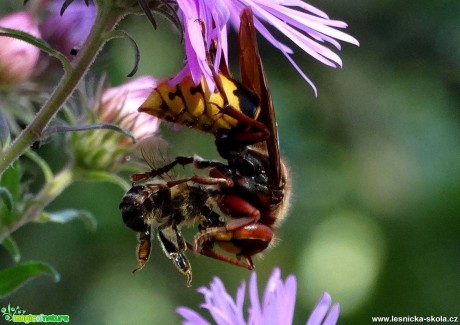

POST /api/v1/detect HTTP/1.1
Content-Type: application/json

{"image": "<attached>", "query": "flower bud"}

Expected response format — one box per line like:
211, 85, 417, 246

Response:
69, 76, 161, 172
0, 11, 41, 85
99, 76, 161, 141
40, 1, 96, 56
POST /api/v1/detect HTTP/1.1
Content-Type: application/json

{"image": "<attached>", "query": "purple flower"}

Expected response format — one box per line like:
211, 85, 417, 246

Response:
0, 11, 41, 85
170, 0, 230, 91
174, 1, 359, 95
177, 267, 340, 325
40, 0, 96, 56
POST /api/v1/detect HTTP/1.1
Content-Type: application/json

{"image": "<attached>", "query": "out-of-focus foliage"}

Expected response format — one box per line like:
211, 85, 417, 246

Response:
0, 1, 459, 324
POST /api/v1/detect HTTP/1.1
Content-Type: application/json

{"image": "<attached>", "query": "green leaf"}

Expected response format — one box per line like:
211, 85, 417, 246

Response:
84, 171, 131, 191
40, 209, 97, 232
136, 0, 157, 29
50, 123, 136, 144
0, 262, 60, 298
0, 160, 21, 202
24, 151, 53, 183
0, 27, 71, 73
0, 110, 10, 148
106, 30, 140, 77
0, 162, 21, 225
0, 187, 13, 211
1, 236, 20, 263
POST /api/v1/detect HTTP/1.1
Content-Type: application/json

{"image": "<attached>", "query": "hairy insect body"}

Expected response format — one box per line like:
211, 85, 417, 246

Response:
122, 8, 291, 284
119, 182, 219, 287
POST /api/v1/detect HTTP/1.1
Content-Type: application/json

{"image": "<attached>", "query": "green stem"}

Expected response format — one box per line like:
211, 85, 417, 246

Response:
0, 6, 123, 176
0, 167, 74, 243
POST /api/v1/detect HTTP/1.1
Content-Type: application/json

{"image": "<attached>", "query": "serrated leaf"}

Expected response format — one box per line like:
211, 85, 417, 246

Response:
0, 262, 60, 298
40, 209, 97, 232
1, 236, 20, 263
0, 27, 71, 73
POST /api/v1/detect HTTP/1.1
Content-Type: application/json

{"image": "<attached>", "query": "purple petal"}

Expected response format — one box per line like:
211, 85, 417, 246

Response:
224, 0, 357, 93
259, 3, 353, 38
227, 12, 321, 93
262, 268, 281, 308
281, 47, 318, 96
260, 268, 297, 325
174, 0, 358, 94
277, 0, 330, 19
279, 275, 297, 325
248, 271, 262, 323
306, 292, 334, 325
168, 65, 188, 86
323, 304, 340, 325
236, 280, 247, 318
175, 0, 231, 91
178, 268, 305, 325
261, 278, 278, 324
247, 3, 341, 68
198, 277, 246, 325
176, 307, 211, 325
41, 0, 96, 56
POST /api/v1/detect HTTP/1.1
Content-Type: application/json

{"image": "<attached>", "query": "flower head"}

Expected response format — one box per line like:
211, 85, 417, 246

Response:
99, 75, 162, 141
170, 0, 230, 91
69, 76, 161, 171
174, 1, 359, 95
40, 0, 96, 56
0, 11, 41, 85
177, 267, 340, 325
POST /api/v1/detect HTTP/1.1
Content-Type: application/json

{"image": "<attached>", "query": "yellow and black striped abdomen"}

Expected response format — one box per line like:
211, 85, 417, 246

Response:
138, 74, 260, 134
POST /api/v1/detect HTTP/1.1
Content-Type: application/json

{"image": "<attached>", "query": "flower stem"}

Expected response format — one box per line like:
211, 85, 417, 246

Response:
0, 6, 123, 176
0, 167, 74, 243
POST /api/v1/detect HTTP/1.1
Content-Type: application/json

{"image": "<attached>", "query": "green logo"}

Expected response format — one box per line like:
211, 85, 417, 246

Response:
1, 305, 26, 322
1, 304, 69, 323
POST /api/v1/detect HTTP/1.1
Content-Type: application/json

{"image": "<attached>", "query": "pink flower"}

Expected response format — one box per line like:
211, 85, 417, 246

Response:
99, 76, 161, 141
0, 11, 41, 85
170, 0, 230, 92
177, 267, 340, 325
174, 1, 359, 95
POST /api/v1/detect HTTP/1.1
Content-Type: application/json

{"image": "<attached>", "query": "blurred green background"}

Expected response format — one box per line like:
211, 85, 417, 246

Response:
1, 1, 460, 324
